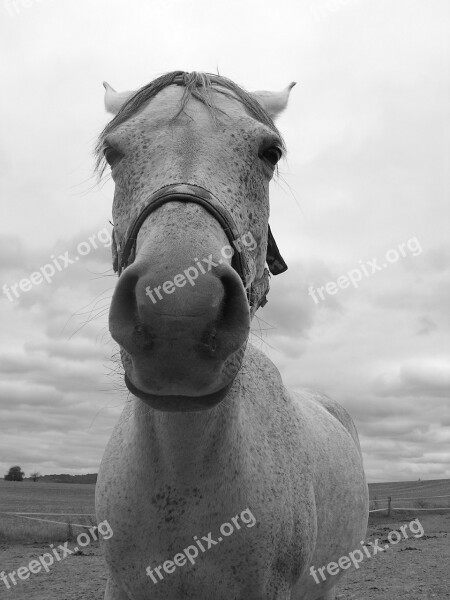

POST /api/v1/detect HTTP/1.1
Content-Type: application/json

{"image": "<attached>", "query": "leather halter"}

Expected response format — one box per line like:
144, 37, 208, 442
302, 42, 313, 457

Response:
112, 183, 287, 313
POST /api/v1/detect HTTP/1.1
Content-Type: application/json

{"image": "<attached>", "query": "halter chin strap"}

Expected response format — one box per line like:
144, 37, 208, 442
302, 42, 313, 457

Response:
111, 183, 287, 314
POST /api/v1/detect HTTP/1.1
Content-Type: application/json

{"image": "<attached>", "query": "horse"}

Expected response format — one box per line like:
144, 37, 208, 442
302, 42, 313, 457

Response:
95, 71, 368, 600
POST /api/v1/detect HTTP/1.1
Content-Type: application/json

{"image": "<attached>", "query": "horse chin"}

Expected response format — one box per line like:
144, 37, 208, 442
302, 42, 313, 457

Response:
120, 343, 247, 412
124, 374, 234, 412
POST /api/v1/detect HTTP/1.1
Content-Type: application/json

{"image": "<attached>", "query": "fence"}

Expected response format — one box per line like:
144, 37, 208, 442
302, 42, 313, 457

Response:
0, 511, 96, 529
3, 495, 450, 528
369, 494, 450, 516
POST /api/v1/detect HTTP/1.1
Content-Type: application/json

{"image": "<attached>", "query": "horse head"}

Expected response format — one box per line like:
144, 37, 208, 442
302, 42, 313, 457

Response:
97, 72, 295, 411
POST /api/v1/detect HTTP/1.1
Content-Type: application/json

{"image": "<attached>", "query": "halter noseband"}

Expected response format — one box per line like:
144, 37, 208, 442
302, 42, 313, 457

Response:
111, 183, 287, 314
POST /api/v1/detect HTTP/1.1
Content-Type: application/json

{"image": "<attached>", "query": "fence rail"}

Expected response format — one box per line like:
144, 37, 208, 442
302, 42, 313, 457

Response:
369, 493, 450, 515
369, 494, 450, 502
2, 494, 450, 527
0, 511, 97, 529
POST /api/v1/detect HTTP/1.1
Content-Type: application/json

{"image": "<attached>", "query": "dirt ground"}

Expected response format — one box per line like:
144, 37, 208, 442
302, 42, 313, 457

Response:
0, 543, 106, 600
336, 513, 450, 600
0, 513, 448, 599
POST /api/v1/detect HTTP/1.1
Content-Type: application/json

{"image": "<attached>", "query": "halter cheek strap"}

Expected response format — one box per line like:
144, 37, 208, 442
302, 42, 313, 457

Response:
111, 183, 287, 313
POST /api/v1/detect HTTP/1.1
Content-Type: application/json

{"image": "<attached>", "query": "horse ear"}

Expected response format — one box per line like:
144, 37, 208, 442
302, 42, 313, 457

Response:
103, 82, 135, 115
250, 82, 296, 119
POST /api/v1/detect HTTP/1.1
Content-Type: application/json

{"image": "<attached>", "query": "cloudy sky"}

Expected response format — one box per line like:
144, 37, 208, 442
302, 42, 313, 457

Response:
0, 0, 448, 483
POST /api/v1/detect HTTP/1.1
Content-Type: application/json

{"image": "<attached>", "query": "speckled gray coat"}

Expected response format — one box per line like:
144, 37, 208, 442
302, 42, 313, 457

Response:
96, 74, 369, 600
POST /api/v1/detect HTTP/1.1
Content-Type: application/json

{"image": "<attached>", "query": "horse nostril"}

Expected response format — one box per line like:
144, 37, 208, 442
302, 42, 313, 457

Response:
133, 324, 154, 351
199, 326, 218, 355
109, 267, 141, 350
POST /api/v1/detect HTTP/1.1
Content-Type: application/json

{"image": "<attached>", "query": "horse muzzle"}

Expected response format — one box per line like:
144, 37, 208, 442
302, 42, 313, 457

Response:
108, 183, 287, 410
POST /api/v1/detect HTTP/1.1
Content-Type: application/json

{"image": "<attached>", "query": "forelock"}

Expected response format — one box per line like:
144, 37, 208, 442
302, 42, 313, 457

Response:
95, 71, 284, 175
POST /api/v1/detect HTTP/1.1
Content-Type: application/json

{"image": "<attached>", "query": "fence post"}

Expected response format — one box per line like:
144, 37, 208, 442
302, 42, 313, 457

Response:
387, 496, 391, 517
67, 520, 74, 542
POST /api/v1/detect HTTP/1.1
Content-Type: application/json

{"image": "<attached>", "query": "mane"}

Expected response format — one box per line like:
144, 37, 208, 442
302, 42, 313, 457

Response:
95, 71, 285, 176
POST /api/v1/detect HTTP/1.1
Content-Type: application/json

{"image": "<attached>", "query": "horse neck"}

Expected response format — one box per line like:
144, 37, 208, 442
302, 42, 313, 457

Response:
132, 385, 243, 480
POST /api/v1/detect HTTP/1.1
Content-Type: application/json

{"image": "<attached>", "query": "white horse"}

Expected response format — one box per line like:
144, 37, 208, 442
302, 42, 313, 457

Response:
95, 71, 368, 600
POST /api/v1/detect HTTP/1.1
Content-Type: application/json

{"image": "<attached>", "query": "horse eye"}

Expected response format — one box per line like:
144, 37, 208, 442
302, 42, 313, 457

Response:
103, 146, 123, 167
261, 146, 283, 166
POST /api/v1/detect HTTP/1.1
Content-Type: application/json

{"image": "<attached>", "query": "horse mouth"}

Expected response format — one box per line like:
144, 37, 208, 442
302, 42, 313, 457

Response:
124, 374, 234, 412
119, 340, 247, 411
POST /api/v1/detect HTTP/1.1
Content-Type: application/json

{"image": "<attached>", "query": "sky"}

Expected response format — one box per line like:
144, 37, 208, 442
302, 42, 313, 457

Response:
0, 0, 449, 483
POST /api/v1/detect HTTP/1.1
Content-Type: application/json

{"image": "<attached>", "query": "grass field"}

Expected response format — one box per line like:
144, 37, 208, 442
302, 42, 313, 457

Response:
369, 478, 450, 499
1, 478, 449, 543
369, 478, 450, 514
0, 480, 96, 543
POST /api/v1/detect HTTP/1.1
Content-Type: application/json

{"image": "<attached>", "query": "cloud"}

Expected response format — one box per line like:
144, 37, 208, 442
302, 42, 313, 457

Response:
374, 358, 450, 398
0, 0, 448, 484
417, 315, 437, 336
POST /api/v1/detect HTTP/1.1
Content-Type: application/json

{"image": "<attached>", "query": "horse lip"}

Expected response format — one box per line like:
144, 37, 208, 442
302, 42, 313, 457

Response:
124, 374, 233, 412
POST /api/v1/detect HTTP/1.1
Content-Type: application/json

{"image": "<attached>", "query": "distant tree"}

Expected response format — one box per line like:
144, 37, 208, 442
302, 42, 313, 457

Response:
30, 472, 41, 482
4, 466, 25, 481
